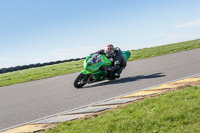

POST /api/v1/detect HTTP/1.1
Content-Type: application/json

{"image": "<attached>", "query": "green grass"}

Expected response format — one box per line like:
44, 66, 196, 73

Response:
0, 60, 83, 87
1, 39, 200, 87
129, 39, 200, 61
45, 86, 200, 133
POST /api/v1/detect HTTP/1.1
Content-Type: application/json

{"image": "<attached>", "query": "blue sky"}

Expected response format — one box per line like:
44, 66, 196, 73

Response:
0, 0, 200, 68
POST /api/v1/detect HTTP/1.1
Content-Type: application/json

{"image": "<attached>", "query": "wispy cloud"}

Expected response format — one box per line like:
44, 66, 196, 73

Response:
51, 45, 102, 59
153, 31, 200, 47
0, 46, 103, 68
174, 19, 200, 28
0, 57, 51, 68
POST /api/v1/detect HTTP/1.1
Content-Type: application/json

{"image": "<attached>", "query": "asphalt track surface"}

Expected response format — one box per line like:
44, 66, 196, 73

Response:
0, 48, 200, 131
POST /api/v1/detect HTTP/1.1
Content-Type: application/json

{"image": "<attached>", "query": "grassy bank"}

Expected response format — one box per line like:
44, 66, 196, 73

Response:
0, 60, 83, 87
0, 39, 200, 87
129, 39, 200, 61
45, 86, 200, 133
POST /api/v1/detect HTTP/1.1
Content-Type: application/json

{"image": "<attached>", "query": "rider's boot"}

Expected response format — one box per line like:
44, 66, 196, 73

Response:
114, 73, 120, 79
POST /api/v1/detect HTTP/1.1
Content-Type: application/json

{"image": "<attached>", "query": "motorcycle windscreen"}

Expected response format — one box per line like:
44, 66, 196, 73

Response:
86, 54, 103, 73
89, 54, 102, 64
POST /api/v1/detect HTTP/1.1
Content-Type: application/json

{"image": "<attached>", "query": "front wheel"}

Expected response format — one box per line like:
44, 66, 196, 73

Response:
74, 73, 87, 88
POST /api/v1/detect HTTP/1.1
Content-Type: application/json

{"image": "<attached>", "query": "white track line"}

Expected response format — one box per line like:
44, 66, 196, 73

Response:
1, 72, 200, 132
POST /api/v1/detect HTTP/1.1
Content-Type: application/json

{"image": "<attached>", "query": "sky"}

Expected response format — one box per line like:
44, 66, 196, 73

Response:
0, 0, 200, 68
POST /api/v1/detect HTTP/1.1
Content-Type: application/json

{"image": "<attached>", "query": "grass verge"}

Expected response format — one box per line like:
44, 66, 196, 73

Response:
45, 86, 200, 133
129, 38, 200, 61
0, 39, 200, 87
0, 60, 83, 87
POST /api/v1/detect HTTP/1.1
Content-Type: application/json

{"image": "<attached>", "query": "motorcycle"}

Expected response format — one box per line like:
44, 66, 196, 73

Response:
74, 51, 131, 88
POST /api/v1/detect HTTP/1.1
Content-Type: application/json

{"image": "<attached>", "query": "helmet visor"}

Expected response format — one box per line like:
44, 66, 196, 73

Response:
106, 49, 114, 58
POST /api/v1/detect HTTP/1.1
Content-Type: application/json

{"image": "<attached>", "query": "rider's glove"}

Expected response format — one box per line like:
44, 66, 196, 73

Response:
97, 49, 105, 54
90, 53, 94, 56
100, 66, 112, 71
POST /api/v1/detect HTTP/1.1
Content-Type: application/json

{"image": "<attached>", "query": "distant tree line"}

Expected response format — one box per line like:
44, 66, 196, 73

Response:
0, 57, 86, 74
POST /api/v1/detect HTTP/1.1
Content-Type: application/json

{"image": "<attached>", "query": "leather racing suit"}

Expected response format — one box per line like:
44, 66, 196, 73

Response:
95, 47, 127, 78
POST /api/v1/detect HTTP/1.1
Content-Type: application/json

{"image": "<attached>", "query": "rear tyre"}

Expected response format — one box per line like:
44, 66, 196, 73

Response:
74, 73, 87, 88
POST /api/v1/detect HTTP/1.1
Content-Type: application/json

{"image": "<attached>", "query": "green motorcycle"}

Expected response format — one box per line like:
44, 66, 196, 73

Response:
74, 51, 131, 88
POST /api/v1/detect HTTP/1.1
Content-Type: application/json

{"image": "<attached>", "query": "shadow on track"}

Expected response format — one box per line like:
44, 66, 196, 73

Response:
82, 72, 166, 89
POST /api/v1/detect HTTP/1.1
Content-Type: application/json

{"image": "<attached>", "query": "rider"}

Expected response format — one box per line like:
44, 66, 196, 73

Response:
92, 44, 127, 79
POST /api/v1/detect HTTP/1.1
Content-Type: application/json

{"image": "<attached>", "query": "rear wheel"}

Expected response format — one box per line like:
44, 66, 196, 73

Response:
74, 73, 87, 88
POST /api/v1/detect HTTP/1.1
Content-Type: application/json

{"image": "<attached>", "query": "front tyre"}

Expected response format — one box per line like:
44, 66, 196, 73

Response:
74, 73, 87, 88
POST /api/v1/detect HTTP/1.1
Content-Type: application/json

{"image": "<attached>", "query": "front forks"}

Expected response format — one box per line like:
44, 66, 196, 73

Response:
83, 74, 93, 83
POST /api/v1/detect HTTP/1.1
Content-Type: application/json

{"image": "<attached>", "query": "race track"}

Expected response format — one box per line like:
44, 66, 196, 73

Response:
0, 48, 200, 131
